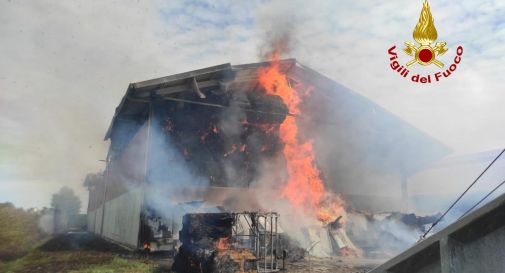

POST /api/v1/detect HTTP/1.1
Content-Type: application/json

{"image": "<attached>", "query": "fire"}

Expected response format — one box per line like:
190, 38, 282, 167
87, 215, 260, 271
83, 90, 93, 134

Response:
241, 120, 276, 134
216, 237, 229, 251
143, 243, 151, 252
317, 193, 347, 224
240, 144, 246, 152
200, 131, 209, 143
340, 246, 359, 257
224, 144, 238, 157
257, 53, 341, 219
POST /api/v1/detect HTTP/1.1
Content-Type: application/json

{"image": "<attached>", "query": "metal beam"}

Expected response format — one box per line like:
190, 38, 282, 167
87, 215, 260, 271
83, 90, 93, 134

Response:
191, 77, 206, 99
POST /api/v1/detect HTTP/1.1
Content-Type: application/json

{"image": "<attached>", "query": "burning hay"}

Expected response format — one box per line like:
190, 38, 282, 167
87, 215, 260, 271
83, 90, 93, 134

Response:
173, 213, 236, 273
173, 212, 282, 273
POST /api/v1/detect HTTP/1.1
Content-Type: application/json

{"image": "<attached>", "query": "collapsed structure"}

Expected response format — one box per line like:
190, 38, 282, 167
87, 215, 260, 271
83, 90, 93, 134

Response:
86, 59, 449, 257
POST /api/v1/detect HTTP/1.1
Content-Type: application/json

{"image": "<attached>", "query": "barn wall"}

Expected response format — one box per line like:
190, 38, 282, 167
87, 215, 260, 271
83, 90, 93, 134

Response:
101, 187, 143, 247
87, 206, 102, 234
87, 118, 150, 248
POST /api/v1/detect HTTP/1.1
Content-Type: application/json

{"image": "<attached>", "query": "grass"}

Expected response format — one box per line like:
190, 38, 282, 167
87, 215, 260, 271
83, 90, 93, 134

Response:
2, 250, 158, 273
69, 257, 157, 273
0, 203, 162, 273
0, 203, 43, 261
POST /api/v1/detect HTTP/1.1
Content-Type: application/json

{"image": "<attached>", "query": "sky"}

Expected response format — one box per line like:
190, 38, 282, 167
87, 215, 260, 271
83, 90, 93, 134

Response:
1, 0, 504, 209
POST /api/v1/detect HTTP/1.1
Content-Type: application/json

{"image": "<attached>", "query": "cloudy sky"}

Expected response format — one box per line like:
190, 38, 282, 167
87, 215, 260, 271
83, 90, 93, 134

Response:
1, 0, 504, 209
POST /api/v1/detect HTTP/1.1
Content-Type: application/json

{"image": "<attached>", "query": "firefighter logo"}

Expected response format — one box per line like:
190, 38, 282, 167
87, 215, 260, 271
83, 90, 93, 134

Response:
403, 0, 448, 68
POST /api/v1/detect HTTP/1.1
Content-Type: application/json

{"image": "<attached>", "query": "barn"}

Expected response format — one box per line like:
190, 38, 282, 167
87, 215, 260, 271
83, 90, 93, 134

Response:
86, 59, 449, 250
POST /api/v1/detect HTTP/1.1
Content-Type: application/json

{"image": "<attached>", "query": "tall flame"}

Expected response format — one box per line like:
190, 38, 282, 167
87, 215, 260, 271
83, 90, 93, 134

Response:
413, 0, 438, 45
257, 53, 326, 215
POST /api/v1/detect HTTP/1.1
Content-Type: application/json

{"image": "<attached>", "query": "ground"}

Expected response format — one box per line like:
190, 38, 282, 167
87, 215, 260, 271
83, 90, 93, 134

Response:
0, 229, 379, 273
0, 232, 162, 273
285, 256, 380, 273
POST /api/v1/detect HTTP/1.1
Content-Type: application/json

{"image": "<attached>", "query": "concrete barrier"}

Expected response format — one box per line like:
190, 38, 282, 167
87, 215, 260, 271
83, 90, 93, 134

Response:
369, 192, 505, 273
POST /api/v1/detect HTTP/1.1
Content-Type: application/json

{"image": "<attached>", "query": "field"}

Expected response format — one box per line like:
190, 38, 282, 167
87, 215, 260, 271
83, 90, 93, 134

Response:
0, 232, 164, 273
0, 203, 163, 273
0, 203, 42, 262
0, 203, 378, 273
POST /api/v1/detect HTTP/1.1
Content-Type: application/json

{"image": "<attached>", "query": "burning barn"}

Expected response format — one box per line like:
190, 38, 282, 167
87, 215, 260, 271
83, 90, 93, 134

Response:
86, 58, 449, 257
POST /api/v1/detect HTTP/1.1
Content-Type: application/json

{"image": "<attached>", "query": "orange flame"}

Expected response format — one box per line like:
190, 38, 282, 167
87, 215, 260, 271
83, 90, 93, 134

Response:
257, 53, 327, 216
216, 237, 229, 251
316, 194, 347, 224
224, 144, 238, 157
340, 246, 358, 257
143, 243, 151, 252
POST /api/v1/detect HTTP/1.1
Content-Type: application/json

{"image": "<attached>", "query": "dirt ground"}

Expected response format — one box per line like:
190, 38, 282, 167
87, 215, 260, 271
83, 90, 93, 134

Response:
1, 232, 159, 273
283, 256, 382, 273
2, 232, 382, 273
156, 255, 382, 273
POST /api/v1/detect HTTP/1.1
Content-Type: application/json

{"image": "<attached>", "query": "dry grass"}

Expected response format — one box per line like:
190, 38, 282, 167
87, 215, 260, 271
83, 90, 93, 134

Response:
0, 203, 44, 261
0, 205, 160, 273
2, 250, 158, 273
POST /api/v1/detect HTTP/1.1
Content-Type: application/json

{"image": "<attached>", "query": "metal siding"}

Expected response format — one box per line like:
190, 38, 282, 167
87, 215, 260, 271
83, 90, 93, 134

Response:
105, 121, 148, 202
94, 206, 103, 234
101, 187, 143, 248
87, 210, 95, 233
87, 206, 103, 234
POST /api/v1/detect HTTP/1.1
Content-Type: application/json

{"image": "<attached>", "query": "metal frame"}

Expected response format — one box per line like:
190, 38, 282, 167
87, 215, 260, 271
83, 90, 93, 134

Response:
231, 212, 281, 273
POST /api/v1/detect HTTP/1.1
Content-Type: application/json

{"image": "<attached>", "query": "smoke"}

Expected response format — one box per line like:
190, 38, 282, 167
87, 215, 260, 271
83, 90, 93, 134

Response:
38, 212, 55, 234
0, 0, 173, 210
255, 1, 300, 60
347, 212, 422, 257
143, 114, 215, 231
219, 91, 248, 186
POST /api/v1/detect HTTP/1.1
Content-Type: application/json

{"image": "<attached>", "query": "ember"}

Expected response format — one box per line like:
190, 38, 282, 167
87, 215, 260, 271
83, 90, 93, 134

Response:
216, 237, 229, 251
143, 243, 151, 252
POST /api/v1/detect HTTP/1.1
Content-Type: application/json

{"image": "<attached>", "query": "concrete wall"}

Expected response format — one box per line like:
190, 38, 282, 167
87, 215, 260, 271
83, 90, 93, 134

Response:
369, 192, 505, 273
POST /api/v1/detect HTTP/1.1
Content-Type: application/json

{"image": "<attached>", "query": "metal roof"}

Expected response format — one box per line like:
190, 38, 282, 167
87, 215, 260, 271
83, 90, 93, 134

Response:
105, 59, 297, 140
105, 59, 451, 175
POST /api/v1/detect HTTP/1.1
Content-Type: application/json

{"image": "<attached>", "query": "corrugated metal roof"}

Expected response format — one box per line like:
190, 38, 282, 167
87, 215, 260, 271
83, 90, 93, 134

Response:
104, 59, 451, 175
105, 59, 297, 140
